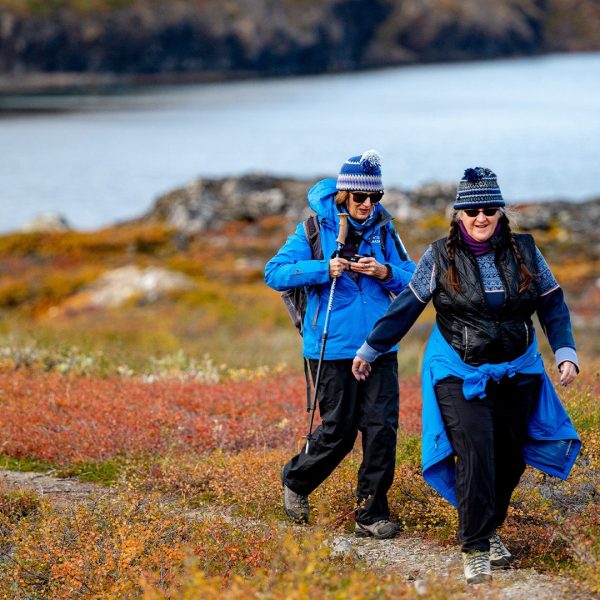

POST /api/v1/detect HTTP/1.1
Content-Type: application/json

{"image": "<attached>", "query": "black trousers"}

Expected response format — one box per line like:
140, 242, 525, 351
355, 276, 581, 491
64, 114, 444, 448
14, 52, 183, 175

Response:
282, 353, 399, 525
434, 373, 541, 552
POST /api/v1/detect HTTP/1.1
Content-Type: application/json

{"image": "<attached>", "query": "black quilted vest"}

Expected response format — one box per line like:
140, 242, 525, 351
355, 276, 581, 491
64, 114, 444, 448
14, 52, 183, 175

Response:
431, 231, 540, 365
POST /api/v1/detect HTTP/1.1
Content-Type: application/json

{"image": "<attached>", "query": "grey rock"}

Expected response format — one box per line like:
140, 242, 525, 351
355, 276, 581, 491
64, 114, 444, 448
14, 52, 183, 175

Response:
142, 174, 600, 250
329, 537, 353, 558
151, 179, 217, 234
378, 190, 415, 223
82, 265, 195, 308
410, 183, 456, 212
20, 212, 71, 233
140, 174, 310, 233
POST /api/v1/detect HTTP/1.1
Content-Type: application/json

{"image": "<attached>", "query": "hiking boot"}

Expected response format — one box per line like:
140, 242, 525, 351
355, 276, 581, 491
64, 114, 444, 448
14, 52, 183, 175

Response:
355, 520, 399, 539
283, 484, 309, 524
462, 550, 492, 585
489, 532, 513, 568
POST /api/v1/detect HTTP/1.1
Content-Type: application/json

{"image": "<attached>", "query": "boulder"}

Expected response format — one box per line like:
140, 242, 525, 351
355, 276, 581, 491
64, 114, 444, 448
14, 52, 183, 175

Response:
139, 174, 600, 254
63, 265, 195, 310
142, 174, 455, 230
20, 212, 71, 233
141, 174, 309, 233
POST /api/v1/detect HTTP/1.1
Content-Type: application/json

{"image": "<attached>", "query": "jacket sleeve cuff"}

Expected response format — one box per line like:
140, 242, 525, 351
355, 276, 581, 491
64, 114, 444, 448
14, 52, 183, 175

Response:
382, 260, 416, 293
555, 347, 579, 372
356, 342, 381, 363
382, 264, 392, 282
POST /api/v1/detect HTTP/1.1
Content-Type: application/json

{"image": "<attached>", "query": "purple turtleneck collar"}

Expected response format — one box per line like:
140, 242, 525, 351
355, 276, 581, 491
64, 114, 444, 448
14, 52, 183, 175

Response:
459, 221, 502, 256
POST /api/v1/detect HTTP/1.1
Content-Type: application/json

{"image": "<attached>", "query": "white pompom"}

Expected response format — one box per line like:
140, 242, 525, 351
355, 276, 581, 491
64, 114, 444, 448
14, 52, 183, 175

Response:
360, 149, 382, 173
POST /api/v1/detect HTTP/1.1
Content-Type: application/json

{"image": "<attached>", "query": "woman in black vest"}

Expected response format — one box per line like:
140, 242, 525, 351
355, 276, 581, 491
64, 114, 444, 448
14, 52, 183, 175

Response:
351, 167, 579, 585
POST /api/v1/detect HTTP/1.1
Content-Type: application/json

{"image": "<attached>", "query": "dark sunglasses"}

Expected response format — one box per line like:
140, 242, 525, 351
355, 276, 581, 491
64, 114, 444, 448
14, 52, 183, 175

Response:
350, 192, 383, 204
463, 208, 499, 217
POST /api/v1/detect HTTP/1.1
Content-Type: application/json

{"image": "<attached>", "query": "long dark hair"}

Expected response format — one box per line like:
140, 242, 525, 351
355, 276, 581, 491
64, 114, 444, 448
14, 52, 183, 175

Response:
444, 210, 534, 294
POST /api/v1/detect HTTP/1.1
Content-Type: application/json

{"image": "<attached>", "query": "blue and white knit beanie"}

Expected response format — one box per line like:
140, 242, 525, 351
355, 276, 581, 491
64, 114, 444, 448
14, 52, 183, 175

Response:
336, 149, 383, 193
454, 167, 505, 210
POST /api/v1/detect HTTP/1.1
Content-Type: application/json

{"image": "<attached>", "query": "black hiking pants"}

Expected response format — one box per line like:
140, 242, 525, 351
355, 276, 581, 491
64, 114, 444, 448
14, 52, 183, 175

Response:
282, 352, 399, 525
434, 373, 541, 552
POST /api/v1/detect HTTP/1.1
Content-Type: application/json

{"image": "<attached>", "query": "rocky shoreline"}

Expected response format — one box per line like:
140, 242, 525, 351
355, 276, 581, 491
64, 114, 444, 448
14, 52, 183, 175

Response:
1, 0, 599, 94
20, 173, 600, 255
135, 174, 600, 253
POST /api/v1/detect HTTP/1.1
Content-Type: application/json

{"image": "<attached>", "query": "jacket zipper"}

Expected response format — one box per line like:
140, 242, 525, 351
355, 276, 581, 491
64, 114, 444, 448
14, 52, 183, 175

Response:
524, 322, 529, 350
358, 283, 368, 334
312, 302, 320, 329
463, 326, 468, 362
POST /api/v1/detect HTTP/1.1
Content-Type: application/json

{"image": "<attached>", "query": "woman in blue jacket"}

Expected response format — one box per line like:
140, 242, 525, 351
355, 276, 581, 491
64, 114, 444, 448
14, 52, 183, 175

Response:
265, 150, 415, 538
353, 167, 580, 583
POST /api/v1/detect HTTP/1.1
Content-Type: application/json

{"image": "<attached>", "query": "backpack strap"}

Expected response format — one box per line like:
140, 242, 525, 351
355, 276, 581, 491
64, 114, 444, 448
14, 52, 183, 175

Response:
381, 221, 409, 261
302, 214, 322, 259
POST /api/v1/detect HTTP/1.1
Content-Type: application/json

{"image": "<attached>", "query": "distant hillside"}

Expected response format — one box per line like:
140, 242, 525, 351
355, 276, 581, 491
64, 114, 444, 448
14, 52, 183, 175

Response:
0, 0, 599, 89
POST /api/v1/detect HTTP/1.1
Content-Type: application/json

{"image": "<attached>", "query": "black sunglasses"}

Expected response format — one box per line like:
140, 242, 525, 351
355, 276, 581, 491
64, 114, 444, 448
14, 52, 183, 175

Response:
463, 208, 499, 217
350, 192, 384, 204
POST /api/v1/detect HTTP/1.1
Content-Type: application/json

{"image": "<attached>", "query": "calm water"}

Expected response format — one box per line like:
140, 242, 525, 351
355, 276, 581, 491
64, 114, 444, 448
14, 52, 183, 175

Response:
1, 53, 599, 232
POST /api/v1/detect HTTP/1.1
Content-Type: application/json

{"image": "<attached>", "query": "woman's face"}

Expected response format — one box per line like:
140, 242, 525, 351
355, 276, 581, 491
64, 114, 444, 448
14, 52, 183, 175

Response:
347, 191, 381, 222
459, 207, 501, 242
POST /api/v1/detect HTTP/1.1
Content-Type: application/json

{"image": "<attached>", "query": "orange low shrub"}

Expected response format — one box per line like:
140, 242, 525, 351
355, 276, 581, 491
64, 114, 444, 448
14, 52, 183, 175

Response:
0, 370, 422, 464
0, 371, 306, 462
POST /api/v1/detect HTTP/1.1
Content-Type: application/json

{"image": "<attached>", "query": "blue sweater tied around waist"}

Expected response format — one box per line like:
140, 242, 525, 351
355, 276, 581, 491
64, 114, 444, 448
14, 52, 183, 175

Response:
422, 324, 581, 507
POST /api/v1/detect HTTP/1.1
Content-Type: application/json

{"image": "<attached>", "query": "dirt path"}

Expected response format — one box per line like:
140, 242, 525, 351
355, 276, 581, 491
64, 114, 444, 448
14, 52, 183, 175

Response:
0, 469, 101, 506
328, 533, 593, 599
1, 469, 595, 599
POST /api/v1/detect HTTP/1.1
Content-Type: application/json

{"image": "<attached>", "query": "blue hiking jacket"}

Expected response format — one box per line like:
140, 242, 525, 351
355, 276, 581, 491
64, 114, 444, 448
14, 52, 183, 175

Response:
264, 178, 416, 360
422, 324, 581, 507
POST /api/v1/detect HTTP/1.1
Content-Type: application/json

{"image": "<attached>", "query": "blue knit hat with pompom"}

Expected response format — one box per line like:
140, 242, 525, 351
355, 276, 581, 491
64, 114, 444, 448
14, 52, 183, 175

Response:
336, 149, 383, 193
454, 167, 505, 210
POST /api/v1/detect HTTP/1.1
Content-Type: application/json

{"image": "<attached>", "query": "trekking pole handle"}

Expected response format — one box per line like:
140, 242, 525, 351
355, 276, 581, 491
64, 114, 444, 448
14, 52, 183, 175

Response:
336, 213, 348, 247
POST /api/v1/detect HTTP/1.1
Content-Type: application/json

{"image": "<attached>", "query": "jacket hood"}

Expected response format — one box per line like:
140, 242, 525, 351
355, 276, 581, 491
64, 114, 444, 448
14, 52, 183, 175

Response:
307, 178, 393, 231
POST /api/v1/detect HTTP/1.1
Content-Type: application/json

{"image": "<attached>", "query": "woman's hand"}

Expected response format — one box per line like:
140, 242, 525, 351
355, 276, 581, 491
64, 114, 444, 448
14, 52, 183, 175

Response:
352, 356, 372, 381
558, 360, 578, 387
329, 257, 349, 278
350, 257, 389, 280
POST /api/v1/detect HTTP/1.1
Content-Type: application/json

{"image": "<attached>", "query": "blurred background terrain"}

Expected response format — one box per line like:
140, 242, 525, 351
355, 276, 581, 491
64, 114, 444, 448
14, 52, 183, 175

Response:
0, 175, 598, 377
1, 0, 600, 87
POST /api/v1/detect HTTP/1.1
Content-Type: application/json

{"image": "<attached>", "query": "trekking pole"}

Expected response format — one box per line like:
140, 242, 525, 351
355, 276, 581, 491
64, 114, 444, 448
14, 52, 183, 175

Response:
305, 213, 349, 453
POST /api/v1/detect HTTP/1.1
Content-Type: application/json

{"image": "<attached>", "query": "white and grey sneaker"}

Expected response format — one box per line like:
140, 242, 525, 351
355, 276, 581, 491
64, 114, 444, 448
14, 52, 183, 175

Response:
283, 485, 309, 524
462, 550, 492, 584
355, 520, 399, 539
489, 532, 513, 568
